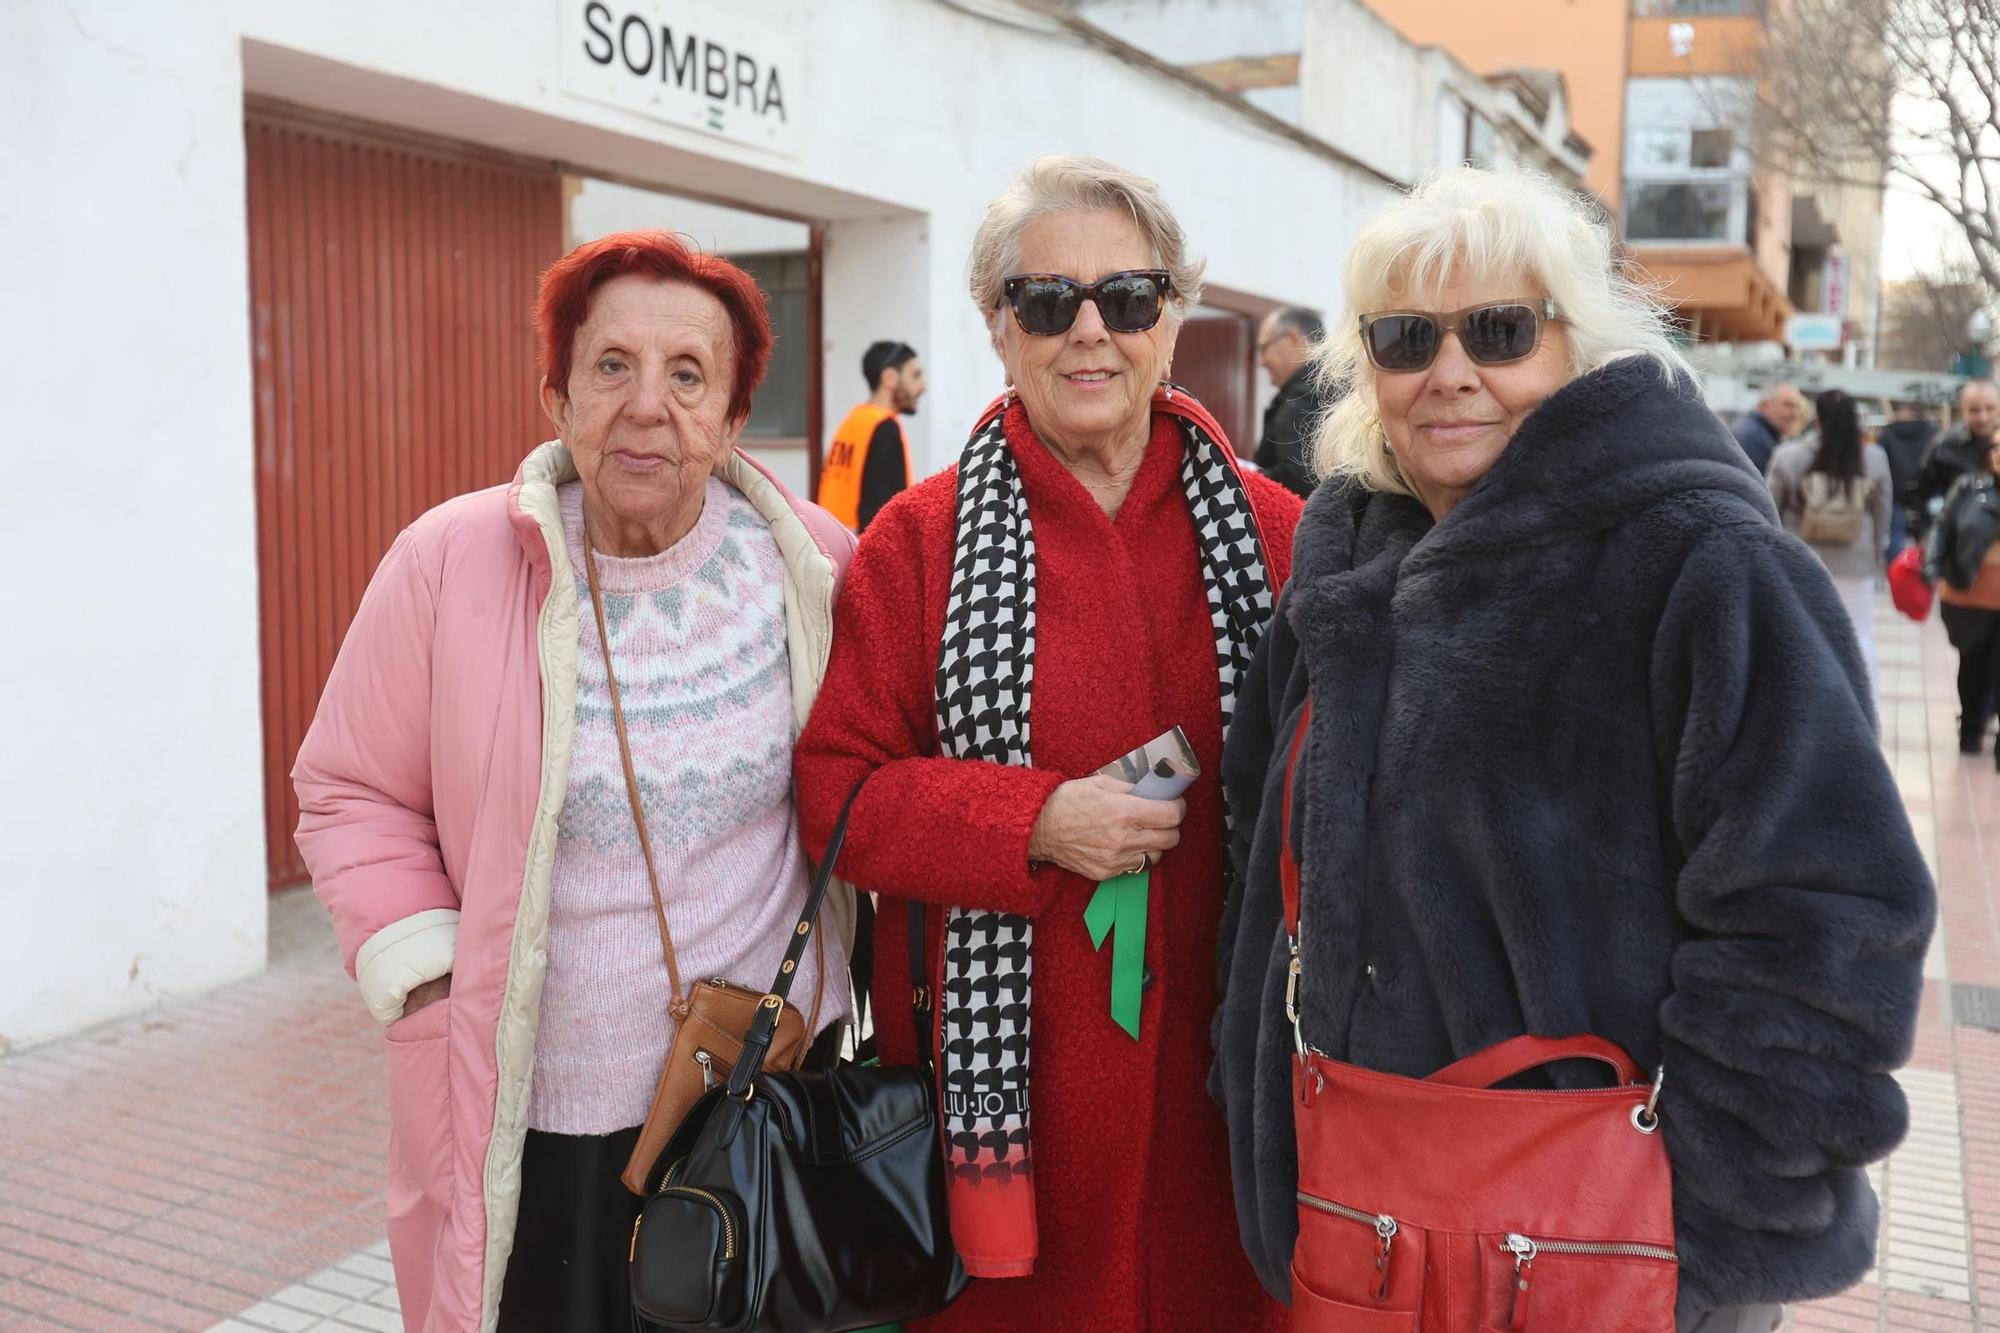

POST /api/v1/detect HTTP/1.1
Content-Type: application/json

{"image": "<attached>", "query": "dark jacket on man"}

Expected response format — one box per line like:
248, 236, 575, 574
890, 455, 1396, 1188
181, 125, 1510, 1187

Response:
1914, 428, 1996, 533
1212, 358, 1934, 1320
1730, 409, 1782, 474
1879, 418, 1939, 550
1255, 367, 1332, 498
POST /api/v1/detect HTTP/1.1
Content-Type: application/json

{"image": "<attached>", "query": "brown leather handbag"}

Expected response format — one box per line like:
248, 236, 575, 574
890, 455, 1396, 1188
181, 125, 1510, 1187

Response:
581, 535, 827, 1196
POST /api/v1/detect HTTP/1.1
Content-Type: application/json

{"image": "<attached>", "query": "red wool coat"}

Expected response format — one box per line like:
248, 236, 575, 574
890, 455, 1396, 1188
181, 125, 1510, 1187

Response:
795, 404, 1301, 1332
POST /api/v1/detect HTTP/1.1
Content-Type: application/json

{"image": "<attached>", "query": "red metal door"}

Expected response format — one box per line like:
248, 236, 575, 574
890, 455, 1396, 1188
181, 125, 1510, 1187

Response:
1173, 312, 1257, 457
246, 107, 564, 889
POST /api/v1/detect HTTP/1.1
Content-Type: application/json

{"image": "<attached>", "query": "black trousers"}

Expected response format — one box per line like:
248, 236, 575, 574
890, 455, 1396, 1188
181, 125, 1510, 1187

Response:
1940, 603, 2000, 737
497, 1124, 644, 1333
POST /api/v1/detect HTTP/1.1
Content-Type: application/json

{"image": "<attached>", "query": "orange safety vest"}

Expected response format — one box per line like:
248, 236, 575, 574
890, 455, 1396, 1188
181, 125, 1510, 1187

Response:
818, 403, 912, 532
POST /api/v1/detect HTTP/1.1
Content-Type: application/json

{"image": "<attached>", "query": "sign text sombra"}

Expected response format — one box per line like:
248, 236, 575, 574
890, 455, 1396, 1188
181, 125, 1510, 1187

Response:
560, 2, 801, 155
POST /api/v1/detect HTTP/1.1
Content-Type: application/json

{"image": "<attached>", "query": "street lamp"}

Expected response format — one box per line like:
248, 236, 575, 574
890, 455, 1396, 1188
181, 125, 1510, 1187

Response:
1955, 309, 1993, 378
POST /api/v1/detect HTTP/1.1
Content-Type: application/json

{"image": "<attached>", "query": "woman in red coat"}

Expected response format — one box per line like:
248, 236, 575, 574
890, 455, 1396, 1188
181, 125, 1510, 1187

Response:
795, 154, 1301, 1331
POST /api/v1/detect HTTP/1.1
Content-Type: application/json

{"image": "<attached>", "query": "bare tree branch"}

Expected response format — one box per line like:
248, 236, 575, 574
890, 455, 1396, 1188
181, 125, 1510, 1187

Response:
1753, 0, 2000, 295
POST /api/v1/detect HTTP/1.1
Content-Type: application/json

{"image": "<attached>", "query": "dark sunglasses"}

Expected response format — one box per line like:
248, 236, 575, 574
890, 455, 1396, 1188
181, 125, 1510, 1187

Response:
1001, 269, 1172, 336
1358, 299, 1561, 372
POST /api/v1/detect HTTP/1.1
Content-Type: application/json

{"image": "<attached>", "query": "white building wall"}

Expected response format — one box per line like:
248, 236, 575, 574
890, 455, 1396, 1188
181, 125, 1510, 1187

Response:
568, 178, 812, 253
1, 3, 269, 1052
2, 0, 1395, 1048
1300, 0, 1441, 185
1075, 0, 1306, 64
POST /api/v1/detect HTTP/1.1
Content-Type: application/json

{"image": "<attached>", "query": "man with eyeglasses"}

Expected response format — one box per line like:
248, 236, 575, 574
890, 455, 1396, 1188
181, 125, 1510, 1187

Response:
1253, 305, 1336, 498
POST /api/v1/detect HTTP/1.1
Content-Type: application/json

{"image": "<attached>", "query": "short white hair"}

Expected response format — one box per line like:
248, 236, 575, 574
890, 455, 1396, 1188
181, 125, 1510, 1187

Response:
1314, 166, 1693, 494
967, 154, 1205, 345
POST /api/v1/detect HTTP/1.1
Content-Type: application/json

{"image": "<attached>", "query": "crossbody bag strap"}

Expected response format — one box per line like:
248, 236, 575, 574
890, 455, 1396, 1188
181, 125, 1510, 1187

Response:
910, 900, 935, 1067
585, 532, 827, 1026
726, 776, 867, 1100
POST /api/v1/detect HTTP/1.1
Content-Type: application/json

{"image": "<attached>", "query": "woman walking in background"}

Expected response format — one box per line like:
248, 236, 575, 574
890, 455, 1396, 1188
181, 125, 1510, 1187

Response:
1926, 432, 2000, 761
1769, 388, 1893, 698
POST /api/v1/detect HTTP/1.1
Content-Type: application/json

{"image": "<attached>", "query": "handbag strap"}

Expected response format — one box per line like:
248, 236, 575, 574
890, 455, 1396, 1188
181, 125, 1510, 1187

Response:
1426, 1033, 1644, 1089
583, 529, 825, 1032
725, 777, 867, 1101
1279, 700, 1312, 940
910, 900, 934, 1067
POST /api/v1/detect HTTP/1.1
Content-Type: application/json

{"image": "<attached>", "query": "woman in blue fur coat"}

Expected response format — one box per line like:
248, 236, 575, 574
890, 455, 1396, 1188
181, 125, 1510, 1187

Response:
1212, 168, 1935, 1333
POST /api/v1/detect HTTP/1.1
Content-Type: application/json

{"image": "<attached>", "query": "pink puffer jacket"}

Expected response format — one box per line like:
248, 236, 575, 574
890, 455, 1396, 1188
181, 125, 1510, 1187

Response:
294, 442, 855, 1333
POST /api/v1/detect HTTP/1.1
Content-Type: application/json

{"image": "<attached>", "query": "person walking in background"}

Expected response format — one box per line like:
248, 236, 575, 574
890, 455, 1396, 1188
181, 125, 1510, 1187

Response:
820, 339, 925, 532
1254, 305, 1335, 496
1914, 379, 2000, 537
1731, 380, 1806, 474
1768, 388, 1893, 698
1879, 398, 1940, 553
1925, 432, 2000, 761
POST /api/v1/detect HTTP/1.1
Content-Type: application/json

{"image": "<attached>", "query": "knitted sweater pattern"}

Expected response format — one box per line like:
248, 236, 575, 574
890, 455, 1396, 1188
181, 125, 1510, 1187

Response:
527, 477, 849, 1134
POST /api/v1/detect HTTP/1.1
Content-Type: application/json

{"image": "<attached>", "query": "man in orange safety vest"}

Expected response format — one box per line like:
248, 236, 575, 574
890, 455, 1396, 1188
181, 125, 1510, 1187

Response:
819, 340, 924, 533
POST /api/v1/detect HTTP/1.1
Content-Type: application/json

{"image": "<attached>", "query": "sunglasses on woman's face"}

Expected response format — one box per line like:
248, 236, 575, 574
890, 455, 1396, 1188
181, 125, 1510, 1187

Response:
1358, 299, 1561, 373
1001, 269, 1173, 336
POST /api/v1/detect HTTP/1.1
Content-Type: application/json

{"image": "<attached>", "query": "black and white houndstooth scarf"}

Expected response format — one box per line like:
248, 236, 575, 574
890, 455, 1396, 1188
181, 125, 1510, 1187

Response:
931, 391, 1274, 1271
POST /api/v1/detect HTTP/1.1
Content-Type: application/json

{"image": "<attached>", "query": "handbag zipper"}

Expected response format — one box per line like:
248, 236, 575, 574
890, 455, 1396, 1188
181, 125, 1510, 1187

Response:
1499, 1233, 1677, 1262
1296, 1192, 1399, 1300
633, 1163, 737, 1262
695, 1048, 717, 1091
1499, 1232, 1677, 1330
666, 1186, 736, 1260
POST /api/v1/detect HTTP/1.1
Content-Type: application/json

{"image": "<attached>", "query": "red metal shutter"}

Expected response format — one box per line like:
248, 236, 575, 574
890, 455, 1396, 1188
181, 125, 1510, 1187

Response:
246, 108, 564, 889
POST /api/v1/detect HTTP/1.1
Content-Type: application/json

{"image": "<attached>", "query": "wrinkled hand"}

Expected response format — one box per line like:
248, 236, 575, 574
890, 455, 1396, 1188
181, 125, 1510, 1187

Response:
1027, 775, 1185, 884
403, 973, 452, 1019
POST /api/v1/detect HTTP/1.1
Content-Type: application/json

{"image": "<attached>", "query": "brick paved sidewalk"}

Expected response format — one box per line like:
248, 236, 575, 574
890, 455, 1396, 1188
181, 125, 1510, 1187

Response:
0, 596, 1995, 1332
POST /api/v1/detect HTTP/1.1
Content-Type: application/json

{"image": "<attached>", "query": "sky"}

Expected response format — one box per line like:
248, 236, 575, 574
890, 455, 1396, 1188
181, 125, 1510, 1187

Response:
1880, 184, 1970, 282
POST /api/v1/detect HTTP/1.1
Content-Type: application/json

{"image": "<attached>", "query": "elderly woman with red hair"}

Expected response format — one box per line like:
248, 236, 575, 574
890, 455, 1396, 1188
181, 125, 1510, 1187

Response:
292, 231, 857, 1332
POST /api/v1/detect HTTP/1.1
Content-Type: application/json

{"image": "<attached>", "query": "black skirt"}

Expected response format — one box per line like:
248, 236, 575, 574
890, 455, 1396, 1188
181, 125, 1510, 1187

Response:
497, 1124, 645, 1333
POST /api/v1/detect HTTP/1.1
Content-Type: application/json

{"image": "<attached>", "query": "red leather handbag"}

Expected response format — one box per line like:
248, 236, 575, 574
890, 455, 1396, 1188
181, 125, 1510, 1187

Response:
1278, 704, 1679, 1331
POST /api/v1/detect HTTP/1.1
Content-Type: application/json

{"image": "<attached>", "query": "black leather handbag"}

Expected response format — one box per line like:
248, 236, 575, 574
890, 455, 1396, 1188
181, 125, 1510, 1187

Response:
629, 789, 968, 1333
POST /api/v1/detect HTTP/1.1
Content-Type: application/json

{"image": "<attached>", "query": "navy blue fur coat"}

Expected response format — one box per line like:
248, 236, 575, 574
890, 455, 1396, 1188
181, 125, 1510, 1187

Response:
1212, 358, 1935, 1317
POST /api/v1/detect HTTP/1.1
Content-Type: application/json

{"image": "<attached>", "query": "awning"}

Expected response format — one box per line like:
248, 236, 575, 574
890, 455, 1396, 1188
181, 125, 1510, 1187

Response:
1629, 245, 1794, 343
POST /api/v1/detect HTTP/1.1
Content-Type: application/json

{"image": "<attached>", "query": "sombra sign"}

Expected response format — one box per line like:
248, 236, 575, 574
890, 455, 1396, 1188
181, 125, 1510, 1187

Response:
560, 1, 801, 155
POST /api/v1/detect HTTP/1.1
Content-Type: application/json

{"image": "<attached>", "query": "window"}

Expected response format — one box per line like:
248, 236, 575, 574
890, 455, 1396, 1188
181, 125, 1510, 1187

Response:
733, 252, 808, 438
1690, 128, 1734, 168
1633, 127, 1692, 170
1465, 114, 1497, 168
1625, 181, 1737, 241
1629, 126, 1735, 171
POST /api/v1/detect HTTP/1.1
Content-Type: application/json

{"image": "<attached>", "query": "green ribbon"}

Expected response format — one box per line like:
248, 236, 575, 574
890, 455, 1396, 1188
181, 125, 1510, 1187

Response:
1084, 868, 1150, 1040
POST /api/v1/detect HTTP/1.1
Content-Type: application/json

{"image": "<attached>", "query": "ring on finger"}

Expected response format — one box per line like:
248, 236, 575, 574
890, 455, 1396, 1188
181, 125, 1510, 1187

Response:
1127, 852, 1149, 876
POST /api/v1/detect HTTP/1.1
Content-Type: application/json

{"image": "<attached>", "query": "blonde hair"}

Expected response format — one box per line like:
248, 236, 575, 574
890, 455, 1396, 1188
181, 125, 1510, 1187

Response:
1314, 166, 1692, 494
967, 155, 1205, 343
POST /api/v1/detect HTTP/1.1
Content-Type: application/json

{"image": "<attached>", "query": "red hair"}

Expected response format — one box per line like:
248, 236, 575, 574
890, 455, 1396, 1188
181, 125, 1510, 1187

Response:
536, 230, 772, 421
